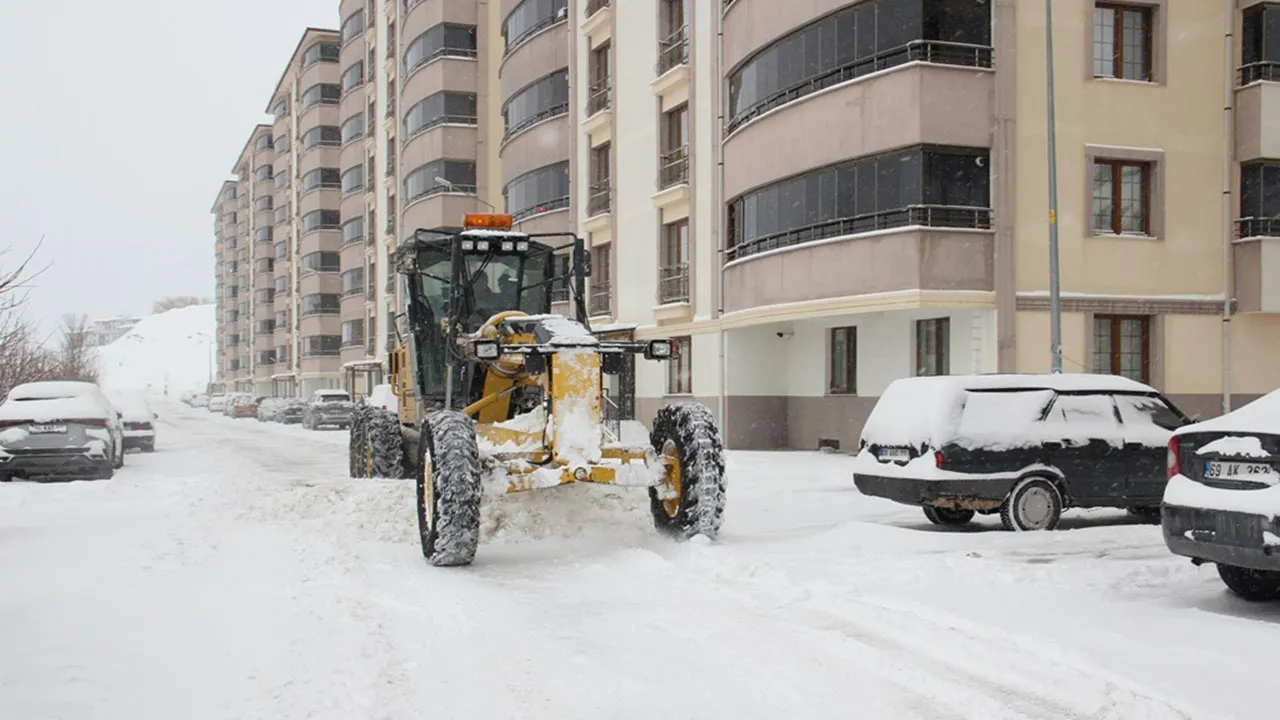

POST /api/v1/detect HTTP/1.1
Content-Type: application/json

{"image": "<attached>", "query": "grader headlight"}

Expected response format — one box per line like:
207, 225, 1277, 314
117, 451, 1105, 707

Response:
644, 339, 673, 360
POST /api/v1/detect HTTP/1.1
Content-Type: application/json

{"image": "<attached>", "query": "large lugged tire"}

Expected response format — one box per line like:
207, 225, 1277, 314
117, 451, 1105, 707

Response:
416, 410, 483, 566
367, 408, 405, 479
348, 406, 370, 478
648, 402, 727, 541
1217, 564, 1280, 602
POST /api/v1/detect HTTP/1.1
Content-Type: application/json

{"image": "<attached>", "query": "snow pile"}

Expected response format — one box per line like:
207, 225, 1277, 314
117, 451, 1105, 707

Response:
95, 304, 215, 396
1194, 435, 1270, 458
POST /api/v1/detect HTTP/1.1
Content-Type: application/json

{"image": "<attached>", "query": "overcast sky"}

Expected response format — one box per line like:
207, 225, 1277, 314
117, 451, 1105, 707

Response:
0, 0, 336, 334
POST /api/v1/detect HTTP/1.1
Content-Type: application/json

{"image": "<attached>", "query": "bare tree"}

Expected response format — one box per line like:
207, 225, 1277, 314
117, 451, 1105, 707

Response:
53, 313, 99, 385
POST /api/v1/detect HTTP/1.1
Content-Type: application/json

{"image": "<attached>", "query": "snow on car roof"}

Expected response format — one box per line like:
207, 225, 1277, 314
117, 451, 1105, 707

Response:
1175, 388, 1280, 436
859, 373, 1158, 448
7, 381, 99, 400
0, 395, 109, 422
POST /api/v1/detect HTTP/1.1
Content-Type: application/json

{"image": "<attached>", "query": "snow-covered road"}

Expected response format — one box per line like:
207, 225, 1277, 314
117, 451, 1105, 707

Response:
1, 401, 1274, 719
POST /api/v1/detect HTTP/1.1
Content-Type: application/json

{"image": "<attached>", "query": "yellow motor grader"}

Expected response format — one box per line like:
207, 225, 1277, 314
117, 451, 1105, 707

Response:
349, 213, 726, 566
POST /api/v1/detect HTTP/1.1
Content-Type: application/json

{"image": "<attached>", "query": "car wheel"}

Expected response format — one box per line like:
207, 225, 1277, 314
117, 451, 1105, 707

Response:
1000, 476, 1063, 531
1217, 564, 1280, 601
923, 505, 975, 526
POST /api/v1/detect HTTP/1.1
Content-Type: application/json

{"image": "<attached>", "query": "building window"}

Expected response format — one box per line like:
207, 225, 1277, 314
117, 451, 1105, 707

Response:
301, 210, 341, 233
659, 104, 689, 189
667, 336, 692, 395
829, 326, 857, 395
341, 114, 365, 145
342, 319, 365, 347
1242, 3, 1280, 84
589, 243, 611, 317
405, 23, 478, 72
587, 42, 611, 115
301, 251, 341, 272
341, 61, 364, 94
253, 134, 272, 152
726, 145, 991, 260
503, 0, 568, 52
342, 217, 366, 245
1092, 3, 1153, 81
302, 335, 342, 357
301, 167, 341, 192
404, 91, 478, 137
915, 318, 949, 377
504, 162, 570, 220
341, 10, 364, 44
301, 294, 341, 316
302, 41, 340, 67
1091, 159, 1150, 235
300, 83, 341, 110
254, 164, 273, 181
1238, 161, 1280, 238
659, 219, 688, 304
342, 268, 365, 296
1093, 314, 1150, 383
404, 160, 478, 202
301, 126, 342, 151
588, 143, 611, 216
503, 70, 569, 139
341, 166, 364, 196
726, 0, 992, 134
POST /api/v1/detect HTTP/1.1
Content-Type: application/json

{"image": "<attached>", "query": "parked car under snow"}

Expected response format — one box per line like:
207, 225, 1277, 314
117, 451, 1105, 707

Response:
1162, 390, 1280, 601
852, 373, 1190, 531
0, 381, 126, 481
302, 390, 354, 430
111, 393, 158, 452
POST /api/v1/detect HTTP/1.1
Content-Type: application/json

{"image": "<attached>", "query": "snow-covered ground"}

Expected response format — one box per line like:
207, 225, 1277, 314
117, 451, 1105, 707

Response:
94, 304, 215, 396
0, 401, 1274, 720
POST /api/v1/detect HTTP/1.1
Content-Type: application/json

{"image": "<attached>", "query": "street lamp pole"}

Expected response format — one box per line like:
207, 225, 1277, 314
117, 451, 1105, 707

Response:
1046, 0, 1063, 373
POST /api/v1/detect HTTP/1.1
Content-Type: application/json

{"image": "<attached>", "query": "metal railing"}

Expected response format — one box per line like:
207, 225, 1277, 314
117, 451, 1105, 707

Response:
587, 180, 611, 216
504, 102, 569, 141
504, 9, 568, 55
1239, 62, 1280, 85
726, 205, 993, 262
586, 78, 611, 116
658, 264, 689, 304
657, 26, 688, 75
589, 282, 611, 316
658, 146, 688, 189
511, 195, 569, 222
586, 0, 610, 18
726, 40, 994, 135
343, 285, 365, 297
550, 287, 570, 304
1236, 216, 1280, 238
342, 337, 365, 348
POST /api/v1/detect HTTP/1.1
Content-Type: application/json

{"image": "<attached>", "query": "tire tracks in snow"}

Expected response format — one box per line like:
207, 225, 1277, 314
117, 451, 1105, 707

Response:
652, 545, 1214, 720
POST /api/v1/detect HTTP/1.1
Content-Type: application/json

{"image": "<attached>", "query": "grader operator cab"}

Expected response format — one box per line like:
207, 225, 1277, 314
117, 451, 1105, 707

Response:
349, 213, 726, 566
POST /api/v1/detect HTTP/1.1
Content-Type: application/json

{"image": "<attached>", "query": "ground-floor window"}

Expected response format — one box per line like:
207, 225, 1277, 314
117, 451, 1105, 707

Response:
1093, 314, 1150, 383
829, 326, 856, 394
915, 318, 950, 376
667, 335, 692, 395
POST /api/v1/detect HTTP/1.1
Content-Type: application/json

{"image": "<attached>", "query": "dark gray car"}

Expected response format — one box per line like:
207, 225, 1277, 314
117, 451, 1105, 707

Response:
302, 390, 354, 430
0, 383, 124, 481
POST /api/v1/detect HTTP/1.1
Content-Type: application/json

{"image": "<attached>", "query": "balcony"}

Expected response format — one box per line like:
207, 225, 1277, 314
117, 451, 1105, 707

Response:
658, 264, 689, 304
583, 0, 611, 44
656, 26, 687, 76
658, 146, 688, 190
587, 78, 611, 117
586, 0, 609, 18
587, 180, 611, 218
589, 281, 611, 317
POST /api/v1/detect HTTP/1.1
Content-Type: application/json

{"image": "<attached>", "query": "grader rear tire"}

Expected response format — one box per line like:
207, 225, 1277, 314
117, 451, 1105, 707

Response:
348, 406, 370, 478
367, 408, 405, 479
416, 410, 483, 566
648, 402, 727, 541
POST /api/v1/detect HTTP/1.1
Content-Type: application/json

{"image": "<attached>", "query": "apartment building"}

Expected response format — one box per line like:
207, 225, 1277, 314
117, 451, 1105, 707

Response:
566, 0, 1280, 451
216, 0, 1280, 447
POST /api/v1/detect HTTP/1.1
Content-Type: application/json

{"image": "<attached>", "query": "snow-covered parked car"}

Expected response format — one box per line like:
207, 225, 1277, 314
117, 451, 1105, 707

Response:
1162, 389, 1280, 601
0, 381, 126, 481
302, 389, 354, 430
207, 394, 227, 413
852, 373, 1190, 531
111, 393, 158, 452
273, 398, 307, 424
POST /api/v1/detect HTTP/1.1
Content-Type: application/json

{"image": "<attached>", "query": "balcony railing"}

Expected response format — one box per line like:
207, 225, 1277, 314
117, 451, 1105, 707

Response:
1236, 216, 1280, 238
551, 287, 570, 304
658, 145, 689, 189
344, 285, 365, 297
511, 195, 570, 222
657, 26, 688, 75
587, 78, 611, 116
586, 0, 610, 18
1239, 62, 1280, 86
587, 180, 611, 217
725, 205, 993, 262
589, 282, 611, 316
658, 264, 689, 304
342, 336, 365, 348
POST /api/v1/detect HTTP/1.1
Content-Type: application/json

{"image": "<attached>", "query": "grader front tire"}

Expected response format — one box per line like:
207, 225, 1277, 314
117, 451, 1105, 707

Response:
416, 410, 483, 567
348, 406, 370, 478
648, 403, 727, 541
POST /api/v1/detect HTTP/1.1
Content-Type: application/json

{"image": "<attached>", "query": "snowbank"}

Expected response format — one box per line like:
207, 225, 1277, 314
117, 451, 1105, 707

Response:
95, 304, 215, 396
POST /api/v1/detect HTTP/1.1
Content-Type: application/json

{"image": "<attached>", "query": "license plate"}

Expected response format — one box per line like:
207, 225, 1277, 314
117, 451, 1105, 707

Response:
879, 447, 911, 462
1204, 460, 1275, 479
28, 424, 67, 434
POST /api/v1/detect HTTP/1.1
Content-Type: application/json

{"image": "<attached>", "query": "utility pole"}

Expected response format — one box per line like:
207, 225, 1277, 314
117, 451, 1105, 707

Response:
1046, 0, 1063, 373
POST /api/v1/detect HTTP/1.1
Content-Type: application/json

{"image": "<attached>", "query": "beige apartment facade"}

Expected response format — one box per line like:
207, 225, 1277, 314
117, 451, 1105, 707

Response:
572, 0, 1280, 450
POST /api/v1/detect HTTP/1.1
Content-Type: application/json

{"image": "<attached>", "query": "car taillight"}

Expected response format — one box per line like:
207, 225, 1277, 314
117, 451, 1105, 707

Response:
934, 450, 944, 469
1167, 436, 1180, 480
